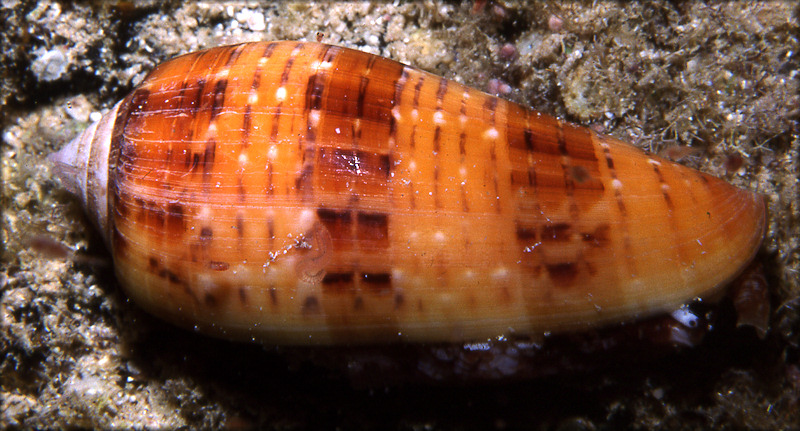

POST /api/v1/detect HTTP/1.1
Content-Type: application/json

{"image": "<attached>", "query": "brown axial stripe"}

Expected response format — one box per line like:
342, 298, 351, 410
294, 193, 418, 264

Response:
235, 214, 245, 237
601, 142, 635, 276
504, 104, 530, 151
209, 78, 227, 120
413, 76, 424, 107
484, 97, 498, 123
280, 47, 299, 84
241, 42, 273, 143
305, 72, 325, 111
355, 53, 378, 118
389, 68, 410, 145
188, 153, 200, 172
651, 163, 675, 210
602, 145, 627, 217
357, 73, 371, 118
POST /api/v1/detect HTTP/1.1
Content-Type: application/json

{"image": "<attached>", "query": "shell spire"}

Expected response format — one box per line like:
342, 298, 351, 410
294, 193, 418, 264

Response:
50, 102, 121, 246
51, 41, 766, 345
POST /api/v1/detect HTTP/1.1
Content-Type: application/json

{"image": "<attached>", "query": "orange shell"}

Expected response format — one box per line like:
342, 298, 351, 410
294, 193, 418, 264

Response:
50, 41, 766, 345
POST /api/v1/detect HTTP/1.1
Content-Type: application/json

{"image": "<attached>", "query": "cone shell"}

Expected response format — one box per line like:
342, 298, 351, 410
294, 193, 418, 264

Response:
50, 41, 766, 345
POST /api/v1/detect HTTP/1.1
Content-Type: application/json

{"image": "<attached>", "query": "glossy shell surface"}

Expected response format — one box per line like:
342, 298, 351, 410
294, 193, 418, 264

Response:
50, 41, 766, 345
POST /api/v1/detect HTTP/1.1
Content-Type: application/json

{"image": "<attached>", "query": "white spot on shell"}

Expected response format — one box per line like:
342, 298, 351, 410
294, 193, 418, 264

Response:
206, 123, 217, 139
459, 114, 468, 126
612, 179, 623, 190
268, 145, 278, 160
391, 107, 402, 121
308, 109, 321, 127
238, 153, 248, 165
198, 206, 213, 220
648, 159, 662, 167
297, 209, 316, 231
411, 109, 419, 122
248, 93, 258, 104
275, 87, 287, 102
484, 127, 499, 140
459, 167, 467, 178
434, 231, 446, 242
492, 267, 509, 281
433, 111, 445, 125
661, 184, 670, 193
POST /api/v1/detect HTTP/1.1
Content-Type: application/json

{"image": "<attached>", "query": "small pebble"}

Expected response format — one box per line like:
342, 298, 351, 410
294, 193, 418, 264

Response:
32, 48, 68, 82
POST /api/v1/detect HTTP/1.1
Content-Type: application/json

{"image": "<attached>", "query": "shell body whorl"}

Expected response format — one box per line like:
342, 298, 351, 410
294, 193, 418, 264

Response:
51, 41, 766, 345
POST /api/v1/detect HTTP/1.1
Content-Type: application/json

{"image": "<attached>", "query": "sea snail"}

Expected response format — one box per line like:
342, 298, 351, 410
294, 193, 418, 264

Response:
50, 41, 766, 345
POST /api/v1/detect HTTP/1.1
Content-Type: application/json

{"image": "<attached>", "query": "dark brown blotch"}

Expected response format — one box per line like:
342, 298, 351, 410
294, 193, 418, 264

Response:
394, 292, 405, 310
316, 208, 352, 245
582, 224, 611, 248
166, 203, 185, 232
546, 262, 579, 285
128, 88, 151, 112
158, 269, 183, 284
322, 272, 355, 293
209, 261, 230, 271
605, 153, 615, 170
515, 223, 537, 241
302, 295, 321, 315
269, 287, 278, 305
357, 212, 389, 247
361, 272, 392, 295
542, 223, 571, 241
